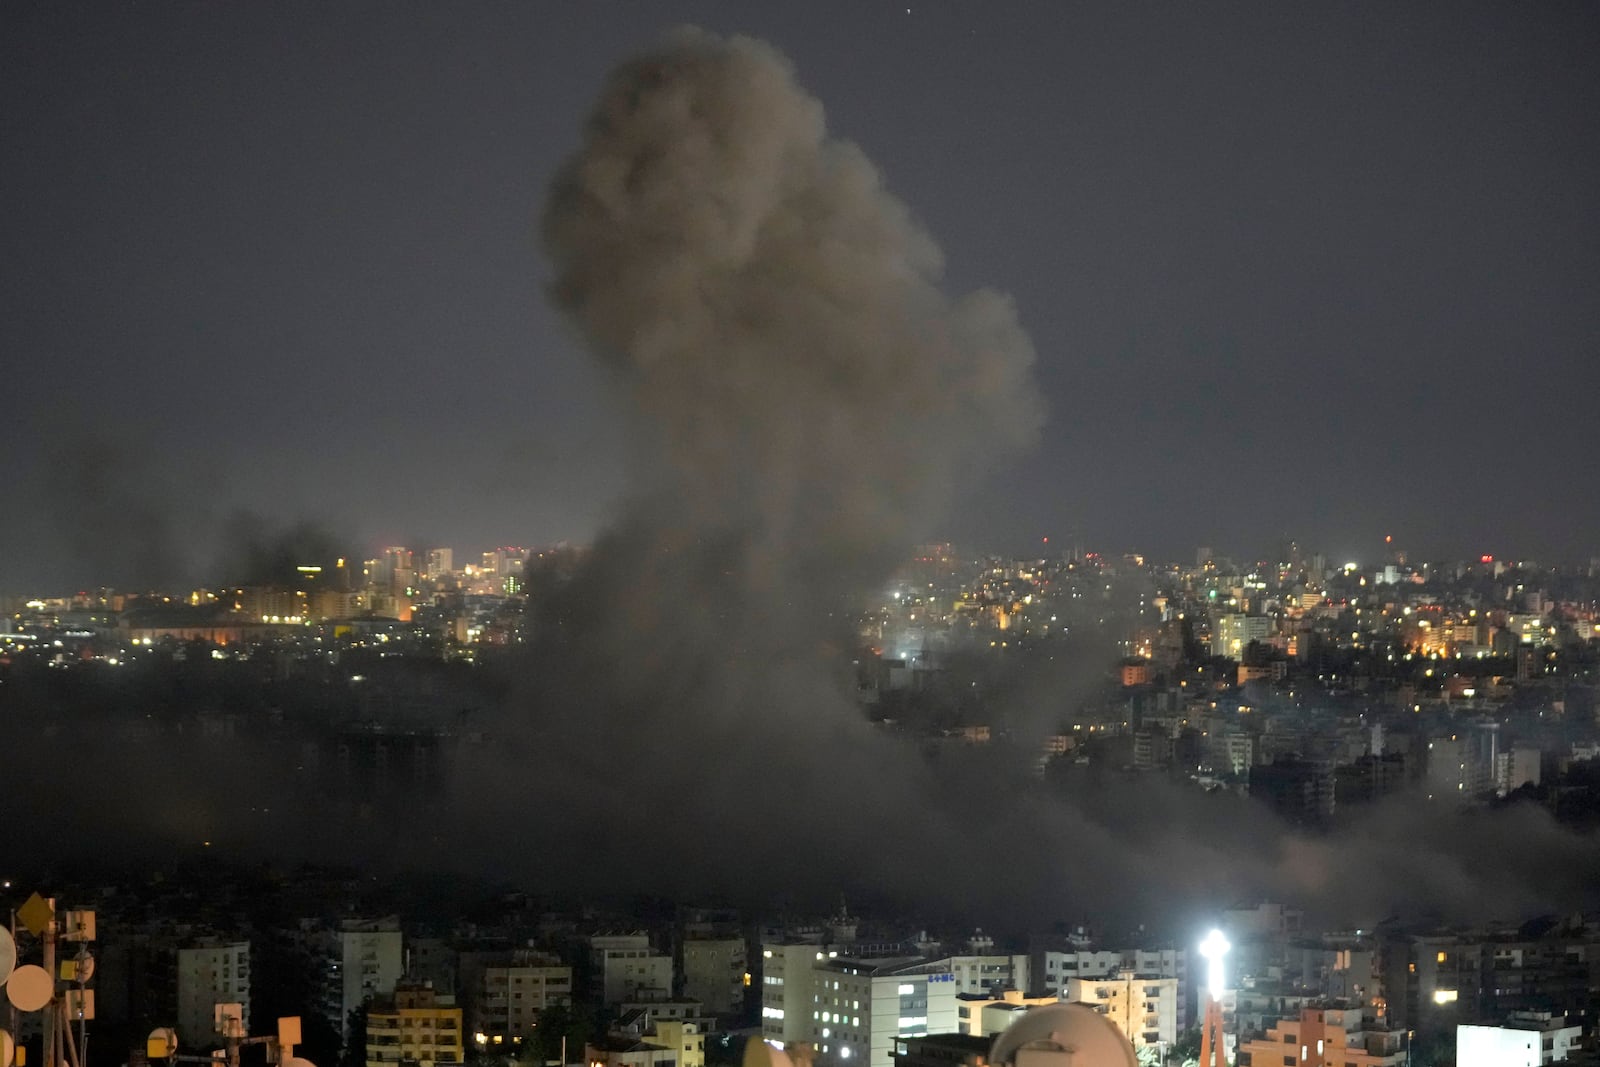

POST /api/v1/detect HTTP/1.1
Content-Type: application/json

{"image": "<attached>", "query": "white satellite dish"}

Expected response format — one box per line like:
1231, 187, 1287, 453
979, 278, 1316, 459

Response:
0, 928, 16, 985
5, 964, 52, 1012
988, 1003, 1137, 1067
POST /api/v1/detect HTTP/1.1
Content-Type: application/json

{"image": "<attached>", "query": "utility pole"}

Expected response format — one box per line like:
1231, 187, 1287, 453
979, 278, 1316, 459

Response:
42, 899, 56, 1067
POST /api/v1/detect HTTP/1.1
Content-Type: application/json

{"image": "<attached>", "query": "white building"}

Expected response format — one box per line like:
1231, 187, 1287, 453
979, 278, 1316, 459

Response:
172, 940, 251, 1045
336, 919, 404, 1033
761, 943, 840, 1044
941, 955, 1030, 997
807, 957, 959, 1067
1458, 1012, 1582, 1066
591, 933, 673, 1006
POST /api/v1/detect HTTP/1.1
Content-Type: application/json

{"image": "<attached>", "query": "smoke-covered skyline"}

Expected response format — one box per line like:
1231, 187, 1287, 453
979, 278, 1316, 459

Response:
8, 25, 1598, 936
457, 28, 1597, 932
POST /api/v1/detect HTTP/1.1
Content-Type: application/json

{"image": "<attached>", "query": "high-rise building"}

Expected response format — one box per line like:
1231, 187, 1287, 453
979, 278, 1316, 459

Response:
425, 549, 454, 580
682, 936, 747, 1017
289, 918, 404, 1038
160, 939, 251, 1046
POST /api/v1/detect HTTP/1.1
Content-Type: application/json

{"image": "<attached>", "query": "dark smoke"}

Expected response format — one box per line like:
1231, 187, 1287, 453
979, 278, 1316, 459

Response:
463, 26, 1042, 891
212, 511, 349, 587
33, 435, 195, 591
449, 27, 1600, 930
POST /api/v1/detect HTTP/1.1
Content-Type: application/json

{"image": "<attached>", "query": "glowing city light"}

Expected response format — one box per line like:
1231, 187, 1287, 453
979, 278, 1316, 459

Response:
1199, 928, 1231, 1001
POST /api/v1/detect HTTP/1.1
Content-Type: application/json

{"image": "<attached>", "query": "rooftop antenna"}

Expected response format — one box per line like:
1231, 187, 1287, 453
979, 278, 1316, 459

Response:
146, 1009, 313, 1067
3, 893, 97, 1067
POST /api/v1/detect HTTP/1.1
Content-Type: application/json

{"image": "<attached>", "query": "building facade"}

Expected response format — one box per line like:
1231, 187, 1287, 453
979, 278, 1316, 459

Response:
365, 983, 464, 1067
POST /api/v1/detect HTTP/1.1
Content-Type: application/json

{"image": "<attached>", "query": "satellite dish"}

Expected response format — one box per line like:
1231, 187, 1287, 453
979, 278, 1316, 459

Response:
284, 1056, 319, 1067
2, 1026, 16, 1067
5, 965, 52, 1012
148, 1027, 180, 1059
742, 1041, 794, 1067
988, 1003, 1137, 1067
0, 928, 15, 984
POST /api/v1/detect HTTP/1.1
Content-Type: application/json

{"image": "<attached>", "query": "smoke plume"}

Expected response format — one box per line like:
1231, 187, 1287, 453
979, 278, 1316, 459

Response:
460, 27, 1042, 901
541, 28, 1041, 592
439, 28, 1600, 931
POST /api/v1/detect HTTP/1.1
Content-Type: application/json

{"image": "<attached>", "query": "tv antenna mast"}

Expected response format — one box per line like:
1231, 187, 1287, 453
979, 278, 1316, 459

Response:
3, 893, 97, 1067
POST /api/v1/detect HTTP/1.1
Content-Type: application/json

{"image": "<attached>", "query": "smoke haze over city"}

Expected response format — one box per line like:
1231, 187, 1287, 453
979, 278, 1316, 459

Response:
4, 23, 1599, 944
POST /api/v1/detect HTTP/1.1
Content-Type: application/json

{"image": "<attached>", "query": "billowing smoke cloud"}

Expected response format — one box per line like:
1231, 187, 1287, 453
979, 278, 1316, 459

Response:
451, 27, 1599, 932
541, 28, 1041, 602
453, 26, 1046, 905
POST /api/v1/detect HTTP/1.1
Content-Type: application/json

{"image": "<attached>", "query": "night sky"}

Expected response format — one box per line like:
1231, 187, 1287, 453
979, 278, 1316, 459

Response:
4, 2, 1599, 591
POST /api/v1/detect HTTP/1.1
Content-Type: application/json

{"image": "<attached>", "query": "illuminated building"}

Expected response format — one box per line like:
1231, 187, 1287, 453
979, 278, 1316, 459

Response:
1234, 1005, 1404, 1066
1039, 946, 1188, 1027
808, 957, 959, 1067
1210, 613, 1275, 659
761, 942, 832, 1045
1061, 973, 1178, 1053
638, 1019, 704, 1067
763, 948, 971, 1067
953, 989, 1058, 1037
365, 982, 464, 1067
1457, 1011, 1581, 1066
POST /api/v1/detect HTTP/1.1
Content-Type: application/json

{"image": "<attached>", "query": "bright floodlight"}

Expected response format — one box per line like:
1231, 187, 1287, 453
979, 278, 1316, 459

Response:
1198, 929, 1231, 1001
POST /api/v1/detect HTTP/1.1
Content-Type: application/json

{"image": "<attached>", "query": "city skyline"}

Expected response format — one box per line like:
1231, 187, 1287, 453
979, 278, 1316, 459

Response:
5, 3, 1600, 591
